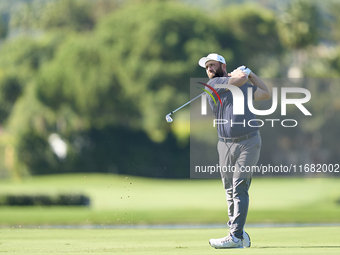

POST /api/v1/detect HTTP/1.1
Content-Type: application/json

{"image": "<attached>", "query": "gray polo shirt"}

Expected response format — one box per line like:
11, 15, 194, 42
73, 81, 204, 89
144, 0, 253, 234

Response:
206, 77, 259, 138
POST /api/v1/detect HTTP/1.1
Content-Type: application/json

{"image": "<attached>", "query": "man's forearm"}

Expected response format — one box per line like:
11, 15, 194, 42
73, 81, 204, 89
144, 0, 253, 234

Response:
228, 76, 248, 87
248, 72, 270, 93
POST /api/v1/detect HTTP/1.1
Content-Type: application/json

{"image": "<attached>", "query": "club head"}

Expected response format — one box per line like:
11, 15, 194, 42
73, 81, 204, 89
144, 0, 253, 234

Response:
166, 115, 173, 123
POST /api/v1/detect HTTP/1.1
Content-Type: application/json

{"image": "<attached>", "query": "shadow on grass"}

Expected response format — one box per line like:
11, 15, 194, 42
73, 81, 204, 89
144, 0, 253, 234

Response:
255, 246, 340, 249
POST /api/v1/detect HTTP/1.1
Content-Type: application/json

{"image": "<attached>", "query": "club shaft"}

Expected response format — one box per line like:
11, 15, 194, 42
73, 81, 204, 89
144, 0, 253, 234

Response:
168, 92, 204, 115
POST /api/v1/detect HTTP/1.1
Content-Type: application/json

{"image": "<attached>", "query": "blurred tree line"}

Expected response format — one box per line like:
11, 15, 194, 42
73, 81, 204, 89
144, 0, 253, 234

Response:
0, 0, 339, 178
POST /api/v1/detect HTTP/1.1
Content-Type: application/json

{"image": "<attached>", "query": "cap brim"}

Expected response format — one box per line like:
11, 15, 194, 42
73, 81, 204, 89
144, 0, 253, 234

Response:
198, 57, 211, 68
199, 57, 225, 68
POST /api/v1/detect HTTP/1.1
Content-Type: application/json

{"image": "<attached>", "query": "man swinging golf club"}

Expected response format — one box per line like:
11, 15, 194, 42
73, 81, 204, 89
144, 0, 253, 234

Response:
198, 53, 271, 249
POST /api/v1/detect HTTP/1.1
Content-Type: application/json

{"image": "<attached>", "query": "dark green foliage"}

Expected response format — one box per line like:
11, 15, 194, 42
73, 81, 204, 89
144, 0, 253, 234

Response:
216, 3, 283, 70
40, 0, 95, 31
0, 14, 8, 38
277, 0, 320, 49
0, 75, 23, 123
0, 0, 338, 178
16, 131, 60, 175
9, 0, 97, 32
67, 127, 190, 178
15, 126, 189, 178
0, 194, 90, 206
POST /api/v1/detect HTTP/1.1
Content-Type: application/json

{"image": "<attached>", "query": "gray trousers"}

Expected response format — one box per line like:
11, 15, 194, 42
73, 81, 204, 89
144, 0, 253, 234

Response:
217, 133, 261, 239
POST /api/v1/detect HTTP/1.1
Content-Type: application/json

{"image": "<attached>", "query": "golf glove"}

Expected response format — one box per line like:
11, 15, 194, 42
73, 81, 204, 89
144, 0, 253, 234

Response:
237, 65, 251, 77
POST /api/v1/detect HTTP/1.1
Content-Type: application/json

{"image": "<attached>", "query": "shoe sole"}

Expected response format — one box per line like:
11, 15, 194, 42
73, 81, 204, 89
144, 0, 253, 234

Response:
209, 241, 244, 249
243, 231, 251, 248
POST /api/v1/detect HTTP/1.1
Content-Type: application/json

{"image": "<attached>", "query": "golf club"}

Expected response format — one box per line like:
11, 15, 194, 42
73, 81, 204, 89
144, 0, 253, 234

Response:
165, 92, 204, 123
165, 66, 250, 123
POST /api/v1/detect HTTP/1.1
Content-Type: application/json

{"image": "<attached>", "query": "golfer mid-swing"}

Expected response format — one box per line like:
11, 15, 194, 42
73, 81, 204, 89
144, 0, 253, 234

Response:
198, 53, 271, 249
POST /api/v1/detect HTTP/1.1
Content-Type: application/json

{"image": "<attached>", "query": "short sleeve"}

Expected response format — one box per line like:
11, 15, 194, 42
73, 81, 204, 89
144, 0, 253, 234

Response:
252, 84, 257, 100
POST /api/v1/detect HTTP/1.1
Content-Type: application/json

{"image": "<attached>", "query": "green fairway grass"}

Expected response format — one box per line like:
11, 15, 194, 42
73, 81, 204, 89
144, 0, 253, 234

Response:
0, 174, 339, 225
1, 227, 340, 255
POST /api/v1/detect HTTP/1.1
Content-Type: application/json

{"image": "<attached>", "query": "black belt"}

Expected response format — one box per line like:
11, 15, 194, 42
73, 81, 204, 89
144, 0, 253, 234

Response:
219, 130, 259, 143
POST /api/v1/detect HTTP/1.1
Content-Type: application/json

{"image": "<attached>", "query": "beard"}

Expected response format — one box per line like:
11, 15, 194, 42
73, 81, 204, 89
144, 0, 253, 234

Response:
211, 65, 224, 78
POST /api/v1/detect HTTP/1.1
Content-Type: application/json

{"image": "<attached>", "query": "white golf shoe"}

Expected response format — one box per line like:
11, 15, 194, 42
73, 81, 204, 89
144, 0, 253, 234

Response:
243, 231, 251, 248
209, 234, 243, 249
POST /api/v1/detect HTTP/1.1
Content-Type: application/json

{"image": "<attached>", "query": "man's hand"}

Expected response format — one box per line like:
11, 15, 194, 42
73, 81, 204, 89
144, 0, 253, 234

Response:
235, 65, 251, 77
228, 69, 249, 79
227, 69, 248, 87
